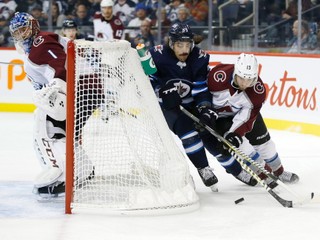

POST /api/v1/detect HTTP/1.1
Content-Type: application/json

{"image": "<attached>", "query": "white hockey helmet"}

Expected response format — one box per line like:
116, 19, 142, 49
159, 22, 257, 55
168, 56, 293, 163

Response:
100, 0, 114, 7
233, 53, 258, 86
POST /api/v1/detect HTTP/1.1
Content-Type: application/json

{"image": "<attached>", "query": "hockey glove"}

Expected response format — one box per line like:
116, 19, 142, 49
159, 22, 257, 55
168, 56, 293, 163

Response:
197, 105, 218, 129
224, 132, 243, 148
33, 78, 66, 121
159, 83, 181, 110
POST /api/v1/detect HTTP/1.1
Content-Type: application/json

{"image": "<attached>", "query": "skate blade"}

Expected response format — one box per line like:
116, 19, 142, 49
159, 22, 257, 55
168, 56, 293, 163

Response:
36, 193, 65, 203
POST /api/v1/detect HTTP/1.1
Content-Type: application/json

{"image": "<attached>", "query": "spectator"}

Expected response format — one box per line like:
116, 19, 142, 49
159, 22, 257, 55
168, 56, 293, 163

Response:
184, 0, 208, 26
282, 0, 313, 20
260, 0, 313, 44
259, 0, 285, 25
0, 0, 17, 21
47, 1, 66, 27
172, 6, 196, 27
165, 0, 184, 23
93, 0, 125, 41
237, 0, 253, 21
64, 0, 78, 18
218, 0, 240, 26
87, 0, 102, 18
140, 0, 166, 26
131, 19, 155, 48
0, 0, 17, 46
73, 3, 93, 26
113, 0, 136, 26
42, 0, 68, 15
15, 0, 42, 13
126, 3, 151, 40
30, 4, 47, 27
173, 6, 204, 43
287, 19, 318, 53
211, 0, 219, 21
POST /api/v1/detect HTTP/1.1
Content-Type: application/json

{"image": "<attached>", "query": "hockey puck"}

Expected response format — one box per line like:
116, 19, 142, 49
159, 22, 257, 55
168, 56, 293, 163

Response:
235, 197, 244, 204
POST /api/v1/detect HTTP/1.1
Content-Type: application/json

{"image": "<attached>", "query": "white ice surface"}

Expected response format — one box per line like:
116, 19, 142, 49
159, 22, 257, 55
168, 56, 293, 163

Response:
0, 112, 319, 240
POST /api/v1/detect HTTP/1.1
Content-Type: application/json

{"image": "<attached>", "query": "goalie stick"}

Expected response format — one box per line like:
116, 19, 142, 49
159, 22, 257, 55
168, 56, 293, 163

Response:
179, 106, 313, 207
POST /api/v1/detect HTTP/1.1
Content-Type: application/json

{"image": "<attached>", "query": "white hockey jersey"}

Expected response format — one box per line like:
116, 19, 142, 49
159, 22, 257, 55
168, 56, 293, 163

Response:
207, 63, 266, 136
93, 12, 124, 41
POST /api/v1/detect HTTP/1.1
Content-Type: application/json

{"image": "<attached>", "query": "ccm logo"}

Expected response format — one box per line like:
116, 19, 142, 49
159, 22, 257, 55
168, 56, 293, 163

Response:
42, 138, 59, 168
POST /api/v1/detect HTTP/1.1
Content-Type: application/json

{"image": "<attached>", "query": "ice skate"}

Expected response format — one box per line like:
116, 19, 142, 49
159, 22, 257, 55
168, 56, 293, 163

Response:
235, 169, 258, 186
273, 166, 299, 184
278, 171, 299, 184
198, 166, 219, 192
36, 181, 65, 195
34, 181, 65, 202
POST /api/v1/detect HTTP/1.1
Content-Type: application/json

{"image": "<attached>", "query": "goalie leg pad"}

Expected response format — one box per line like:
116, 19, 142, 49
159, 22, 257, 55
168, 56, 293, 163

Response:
33, 109, 66, 180
34, 167, 63, 188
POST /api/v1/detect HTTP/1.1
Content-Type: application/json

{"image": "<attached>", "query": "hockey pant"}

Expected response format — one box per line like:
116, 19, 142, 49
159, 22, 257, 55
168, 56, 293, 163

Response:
162, 107, 210, 169
246, 113, 283, 173
201, 116, 267, 176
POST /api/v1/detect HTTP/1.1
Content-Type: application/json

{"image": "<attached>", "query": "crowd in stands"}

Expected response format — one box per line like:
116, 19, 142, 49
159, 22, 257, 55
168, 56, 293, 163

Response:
1, 0, 320, 53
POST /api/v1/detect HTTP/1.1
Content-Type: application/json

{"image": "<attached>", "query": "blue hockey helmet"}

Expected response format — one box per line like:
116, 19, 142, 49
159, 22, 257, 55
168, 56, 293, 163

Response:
168, 23, 194, 43
9, 12, 40, 54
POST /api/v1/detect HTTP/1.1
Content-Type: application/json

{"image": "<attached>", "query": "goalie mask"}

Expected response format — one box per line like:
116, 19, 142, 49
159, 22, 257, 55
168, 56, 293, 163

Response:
233, 53, 258, 88
9, 12, 40, 54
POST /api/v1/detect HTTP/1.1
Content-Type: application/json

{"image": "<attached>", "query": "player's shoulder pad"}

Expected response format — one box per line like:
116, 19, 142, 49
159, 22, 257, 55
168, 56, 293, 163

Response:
112, 16, 123, 26
113, 15, 124, 26
189, 47, 208, 62
247, 77, 266, 99
208, 63, 234, 82
210, 63, 234, 73
150, 44, 164, 55
32, 32, 60, 49
192, 46, 208, 58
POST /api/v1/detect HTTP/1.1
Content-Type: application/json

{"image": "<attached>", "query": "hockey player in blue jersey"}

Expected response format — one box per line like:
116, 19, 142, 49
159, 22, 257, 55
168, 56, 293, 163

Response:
148, 23, 220, 191
148, 23, 260, 189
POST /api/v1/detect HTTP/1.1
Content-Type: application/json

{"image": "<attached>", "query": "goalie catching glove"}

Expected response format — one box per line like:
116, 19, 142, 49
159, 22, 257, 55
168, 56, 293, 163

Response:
159, 83, 181, 110
33, 78, 66, 121
197, 105, 218, 128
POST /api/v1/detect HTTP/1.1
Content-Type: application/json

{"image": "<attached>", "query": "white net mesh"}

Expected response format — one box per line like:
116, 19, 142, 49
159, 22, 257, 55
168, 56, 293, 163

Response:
70, 40, 199, 212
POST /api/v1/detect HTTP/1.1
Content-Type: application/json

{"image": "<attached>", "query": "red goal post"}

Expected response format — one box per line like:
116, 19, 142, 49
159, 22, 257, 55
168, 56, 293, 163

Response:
65, 39, 199, 215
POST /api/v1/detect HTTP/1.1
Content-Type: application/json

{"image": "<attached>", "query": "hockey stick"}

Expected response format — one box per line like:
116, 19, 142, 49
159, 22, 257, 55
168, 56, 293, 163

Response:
180, 106, 312, 207
0, 61, 24, 65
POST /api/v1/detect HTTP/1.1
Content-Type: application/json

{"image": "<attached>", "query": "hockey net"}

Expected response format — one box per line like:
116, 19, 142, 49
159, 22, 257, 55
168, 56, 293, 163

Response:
65, 40, 199, 214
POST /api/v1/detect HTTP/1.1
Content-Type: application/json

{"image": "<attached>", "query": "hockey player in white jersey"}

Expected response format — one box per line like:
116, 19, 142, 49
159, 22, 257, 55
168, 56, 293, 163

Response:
9, 12, 94, 198
204, 53, 299, 184
93, 0, 125, 41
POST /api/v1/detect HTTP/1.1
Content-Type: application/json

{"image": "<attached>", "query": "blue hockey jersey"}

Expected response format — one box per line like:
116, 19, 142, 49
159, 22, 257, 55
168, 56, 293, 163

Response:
149, 44, 211, 107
